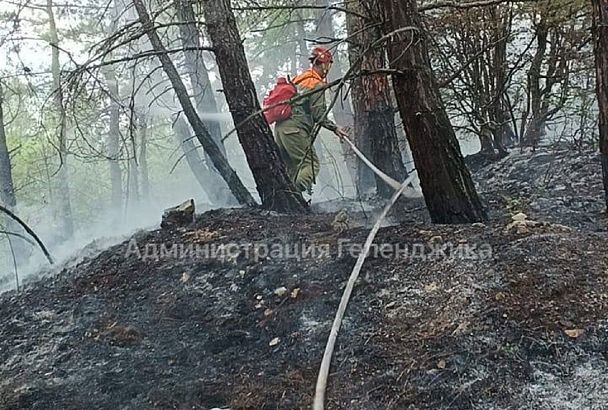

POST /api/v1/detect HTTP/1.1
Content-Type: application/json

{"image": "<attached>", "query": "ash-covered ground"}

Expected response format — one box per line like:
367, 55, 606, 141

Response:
1, 146, 607, 410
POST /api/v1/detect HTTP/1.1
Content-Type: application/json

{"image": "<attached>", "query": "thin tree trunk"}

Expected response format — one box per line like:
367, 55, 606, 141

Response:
296, 17, 310, 70
128, 136, 140, 208
173, 116, 217, 199
139, 113, 150, 201
1, 90, 27, 264
0, 83, 16, 208
489, 6, 514, 152
201, 0, 308, 212
313, 0, 356, 194
378, 0, 486, 223
175, 0, 236, 205
102, 67, 123, 213
176, 0, 223, 149
133, 0, 256, 207
103, 0, 123, 214
47, 0, 74, 238
346, 0, 407, 199
315, 0, 354, 129
522, 18, 548, 149
593, 0, 608, 210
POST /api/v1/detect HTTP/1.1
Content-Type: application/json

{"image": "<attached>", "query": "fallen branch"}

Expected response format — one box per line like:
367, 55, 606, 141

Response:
313, 173, 417, 410
0, 205, 54, 265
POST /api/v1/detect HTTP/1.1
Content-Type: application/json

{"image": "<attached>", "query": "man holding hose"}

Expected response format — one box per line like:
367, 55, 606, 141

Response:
274, 47, 350, 195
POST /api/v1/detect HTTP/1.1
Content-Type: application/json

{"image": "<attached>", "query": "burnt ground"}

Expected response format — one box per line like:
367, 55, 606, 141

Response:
1, 146, 608, 410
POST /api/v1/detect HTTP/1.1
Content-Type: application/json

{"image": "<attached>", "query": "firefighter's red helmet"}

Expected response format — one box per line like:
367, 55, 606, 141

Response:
310, 47, 334, 64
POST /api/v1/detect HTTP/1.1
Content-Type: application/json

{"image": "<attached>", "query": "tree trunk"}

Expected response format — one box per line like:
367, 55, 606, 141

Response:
0, 83, 16, 209
102, 66, 123, 214
593, 0, 608, 210
378, 0, 486, 223
127, 134, 140, 209
173, 116, 218, 200
133, 0, 256, 207
0, 90, 28, 265
346, 0, 407, 199
296, 17, 310, 70
315, 0, 354, 128
103, 0, 123, 215
139, 113, 150, 201
175, 0, 236, 205
522, 18, 548, 149
489, 7, 514, 152
47, 0, 74, 238
201, 0, 308, 212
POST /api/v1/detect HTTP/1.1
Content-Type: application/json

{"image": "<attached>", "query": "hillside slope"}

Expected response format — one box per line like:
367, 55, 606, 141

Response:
1, 147, 607, 410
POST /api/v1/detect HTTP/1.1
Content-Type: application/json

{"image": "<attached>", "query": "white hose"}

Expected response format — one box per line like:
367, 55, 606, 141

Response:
341, 135, 406, 192
312, 173, 416, 410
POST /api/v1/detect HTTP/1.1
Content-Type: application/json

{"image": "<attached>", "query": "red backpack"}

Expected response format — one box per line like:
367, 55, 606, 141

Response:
262, 77, 298, 124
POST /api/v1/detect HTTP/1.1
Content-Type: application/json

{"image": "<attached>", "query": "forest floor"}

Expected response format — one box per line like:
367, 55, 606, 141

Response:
1, 145, 607, 410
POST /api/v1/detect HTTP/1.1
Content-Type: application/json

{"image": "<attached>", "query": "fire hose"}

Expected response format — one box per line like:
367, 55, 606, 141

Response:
339, 134, 418, 197
312, 136, 418, 410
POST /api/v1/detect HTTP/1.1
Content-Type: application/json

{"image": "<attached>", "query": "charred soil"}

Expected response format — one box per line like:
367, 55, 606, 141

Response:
1, 147, 607, 410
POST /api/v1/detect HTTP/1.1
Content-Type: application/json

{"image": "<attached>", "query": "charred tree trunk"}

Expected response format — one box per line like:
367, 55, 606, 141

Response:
0, 83, 16, 209
593, 0, 608, 210
201, 0, 308, 212
133, 0, 256, 207
175, 0, 236, 206
378, 0, 486, 223
346, 0, 407, 198
489, 6, 514, 152
522, 19, 548, 149
47, 0, 74, 239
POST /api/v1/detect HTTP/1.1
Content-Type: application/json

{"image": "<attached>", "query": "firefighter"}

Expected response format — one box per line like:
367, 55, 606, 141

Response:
274, 46, 350, 195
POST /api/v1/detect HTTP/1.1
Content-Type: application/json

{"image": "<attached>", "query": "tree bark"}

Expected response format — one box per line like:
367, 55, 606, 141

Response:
0, 83, 16, 208
201, 0, 308, 212
175, 0, 236, 205
47, 0, 74, 238
133, 0, 256, 207
592, 0, 608, 210
346, 0, 407, 199
378, 0, 486, 223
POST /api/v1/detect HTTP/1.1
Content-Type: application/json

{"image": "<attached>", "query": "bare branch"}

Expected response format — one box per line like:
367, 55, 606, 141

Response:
420, 0, 541, 12
0, 205, 54, 265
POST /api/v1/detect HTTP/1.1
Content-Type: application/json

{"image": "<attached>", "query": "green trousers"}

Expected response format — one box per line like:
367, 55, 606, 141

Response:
274, 123, 319, 193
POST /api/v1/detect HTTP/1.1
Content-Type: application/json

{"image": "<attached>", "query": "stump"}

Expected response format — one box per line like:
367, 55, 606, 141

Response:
161, 199, 195, 229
